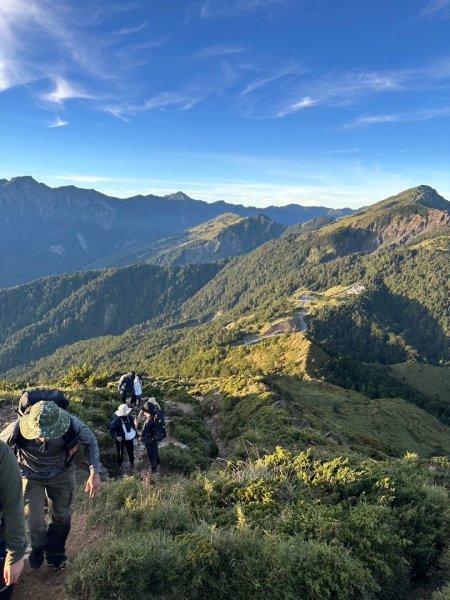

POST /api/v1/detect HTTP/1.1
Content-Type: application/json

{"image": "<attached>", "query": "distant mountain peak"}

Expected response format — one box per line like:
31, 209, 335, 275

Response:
6, 175, 40, 186
163, 191, 194, 202
354, 184, 450, 216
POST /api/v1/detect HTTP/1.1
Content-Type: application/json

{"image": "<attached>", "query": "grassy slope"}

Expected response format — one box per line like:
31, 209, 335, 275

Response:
390, 363, 450, 405
276, 376, 450, 457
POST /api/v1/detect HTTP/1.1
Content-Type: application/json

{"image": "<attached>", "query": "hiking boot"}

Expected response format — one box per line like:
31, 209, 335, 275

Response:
47, 554, 67, 570
29, 547, 44, 569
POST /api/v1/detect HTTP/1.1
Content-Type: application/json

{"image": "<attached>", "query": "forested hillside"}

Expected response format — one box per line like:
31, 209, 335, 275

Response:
0, 261, 224, 372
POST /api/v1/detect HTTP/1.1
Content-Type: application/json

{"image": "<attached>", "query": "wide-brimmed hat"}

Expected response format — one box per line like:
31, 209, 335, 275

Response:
115, 404, 132, 417
19, 400, 71, 440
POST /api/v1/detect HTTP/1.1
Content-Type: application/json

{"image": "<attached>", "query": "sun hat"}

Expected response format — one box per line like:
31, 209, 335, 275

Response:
115, 404, 132, 417
19, 400, 71, 440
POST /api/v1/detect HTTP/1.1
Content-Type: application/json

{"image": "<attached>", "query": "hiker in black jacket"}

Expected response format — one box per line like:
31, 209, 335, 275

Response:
109, 405, 136, 474
137, 399, 166, 474
0, 441, 26, 599
117, 371, 136, 406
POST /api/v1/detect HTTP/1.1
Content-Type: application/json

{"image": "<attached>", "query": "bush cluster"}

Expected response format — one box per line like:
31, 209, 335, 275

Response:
66, 446, 450, 599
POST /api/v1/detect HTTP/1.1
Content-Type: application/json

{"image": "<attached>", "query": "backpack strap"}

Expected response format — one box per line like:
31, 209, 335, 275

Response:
9, 418, 79, 465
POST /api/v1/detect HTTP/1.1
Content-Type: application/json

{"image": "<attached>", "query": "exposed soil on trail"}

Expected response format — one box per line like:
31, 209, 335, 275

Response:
13, 514, 100, 600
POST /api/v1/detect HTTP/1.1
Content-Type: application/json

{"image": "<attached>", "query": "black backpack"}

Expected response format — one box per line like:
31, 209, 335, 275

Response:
153, 410, 167, 442
18, 389, 69, 417
142, 410, 166, 443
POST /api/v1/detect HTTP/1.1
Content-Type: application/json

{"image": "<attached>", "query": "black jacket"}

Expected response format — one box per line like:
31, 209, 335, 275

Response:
109, 415, 136, 439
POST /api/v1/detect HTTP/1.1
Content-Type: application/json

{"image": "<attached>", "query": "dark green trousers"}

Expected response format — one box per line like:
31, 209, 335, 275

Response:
22, 468, 76, 559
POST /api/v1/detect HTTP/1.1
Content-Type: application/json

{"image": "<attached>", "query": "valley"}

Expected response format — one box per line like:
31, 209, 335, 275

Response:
1, 182, 449, 600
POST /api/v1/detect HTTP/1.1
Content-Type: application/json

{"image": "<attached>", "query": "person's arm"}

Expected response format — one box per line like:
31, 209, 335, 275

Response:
70, 417, 101, 498
0, 422, 16, 445
0, 442, 26, 580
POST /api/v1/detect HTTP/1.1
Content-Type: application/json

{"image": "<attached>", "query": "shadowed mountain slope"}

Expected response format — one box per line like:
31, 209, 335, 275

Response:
0, 176, 349, 287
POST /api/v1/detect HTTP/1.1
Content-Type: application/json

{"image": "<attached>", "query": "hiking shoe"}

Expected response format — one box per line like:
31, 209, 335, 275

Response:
29, 547, 44, 569
47, 555, 67, 570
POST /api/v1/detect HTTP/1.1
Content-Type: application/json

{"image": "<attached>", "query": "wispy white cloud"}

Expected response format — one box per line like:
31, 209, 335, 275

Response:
199, 0, 297, 18
42, 77, 98, 104
241, 57, 450, 119
195, 45, 245, 59
48, 116, 68, 128
241, 63, 306, 96
115, 22, 148, 36
55, 174, 111, 183
105, 91, 203, 119
276, 96, 317, 117
347, 106, 450, 128
421, 0, 450, 18
0, 1, 197, 119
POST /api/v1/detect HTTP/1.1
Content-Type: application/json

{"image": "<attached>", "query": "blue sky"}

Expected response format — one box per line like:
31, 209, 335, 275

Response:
1, 0, 450, 208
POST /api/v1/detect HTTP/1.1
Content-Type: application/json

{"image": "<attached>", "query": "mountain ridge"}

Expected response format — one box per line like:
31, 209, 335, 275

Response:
0, 175, 352, 287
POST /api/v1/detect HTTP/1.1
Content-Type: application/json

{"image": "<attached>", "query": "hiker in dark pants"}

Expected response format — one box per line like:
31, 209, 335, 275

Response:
118, 371, 137, 406
1, 401, 101, 571
0, 442, 26, 599
109, 404, 136, 474
137, 399, 166, 474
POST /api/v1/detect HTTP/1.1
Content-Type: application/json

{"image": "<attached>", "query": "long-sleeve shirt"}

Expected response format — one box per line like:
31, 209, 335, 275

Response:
0, 441, 27, 566
0, 416, 101, 480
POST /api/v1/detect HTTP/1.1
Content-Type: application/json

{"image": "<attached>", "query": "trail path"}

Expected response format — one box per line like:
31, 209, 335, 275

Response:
13, 513, 96, 600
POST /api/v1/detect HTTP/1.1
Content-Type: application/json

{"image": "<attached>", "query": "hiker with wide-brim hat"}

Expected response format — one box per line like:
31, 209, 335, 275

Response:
0, 400, 101, 571
109, 404, 136, 474
0, 441, 26, 599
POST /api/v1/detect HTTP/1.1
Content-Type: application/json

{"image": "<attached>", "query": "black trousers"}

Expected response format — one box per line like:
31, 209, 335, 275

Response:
120, 391, 136, 406
145, 441, 160, 473
116, 438, 135, 466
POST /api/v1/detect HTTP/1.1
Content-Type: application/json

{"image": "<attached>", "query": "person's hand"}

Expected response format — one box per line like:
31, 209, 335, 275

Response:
85, 473, 101, 498
4, 558, 24, 586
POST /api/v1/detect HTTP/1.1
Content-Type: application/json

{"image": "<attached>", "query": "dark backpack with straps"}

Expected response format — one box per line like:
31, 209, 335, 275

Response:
9, 418, 80, 465
153, 410, 167, 442
18, 389, 69, 417
142, 410, 166, 443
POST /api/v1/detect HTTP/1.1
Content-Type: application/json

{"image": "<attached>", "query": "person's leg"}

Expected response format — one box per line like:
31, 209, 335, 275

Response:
116, 439, 124, 467
156, 443, 160, 469
45, 468, 76, 567
22, 478, 47, 556
125, 439, 134, 469
129, 394, 136, 407
145, 442, 158, 473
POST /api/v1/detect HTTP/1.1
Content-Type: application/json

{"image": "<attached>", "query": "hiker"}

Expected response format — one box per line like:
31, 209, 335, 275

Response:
137, 398, 166, 474
134, 373, 143, 407
0, 441, 26, 599
1, 401, 101, 570
118, 371, 136, 406
109, 404, 136, 474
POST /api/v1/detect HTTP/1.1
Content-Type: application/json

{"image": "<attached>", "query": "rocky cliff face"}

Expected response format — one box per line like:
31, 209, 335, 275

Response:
376, 209, 450, 249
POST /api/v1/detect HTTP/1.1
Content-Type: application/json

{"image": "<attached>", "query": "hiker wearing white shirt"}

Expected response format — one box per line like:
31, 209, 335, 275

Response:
134, 374, 143, 407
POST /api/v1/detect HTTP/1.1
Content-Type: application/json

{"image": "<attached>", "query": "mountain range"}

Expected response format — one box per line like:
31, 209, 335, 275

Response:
1, 184, 448, 386
1, 181, 448, 600
0, 176, 350, 287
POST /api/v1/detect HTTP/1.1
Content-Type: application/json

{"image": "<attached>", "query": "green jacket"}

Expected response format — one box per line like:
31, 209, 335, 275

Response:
0, 440, 26, 565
